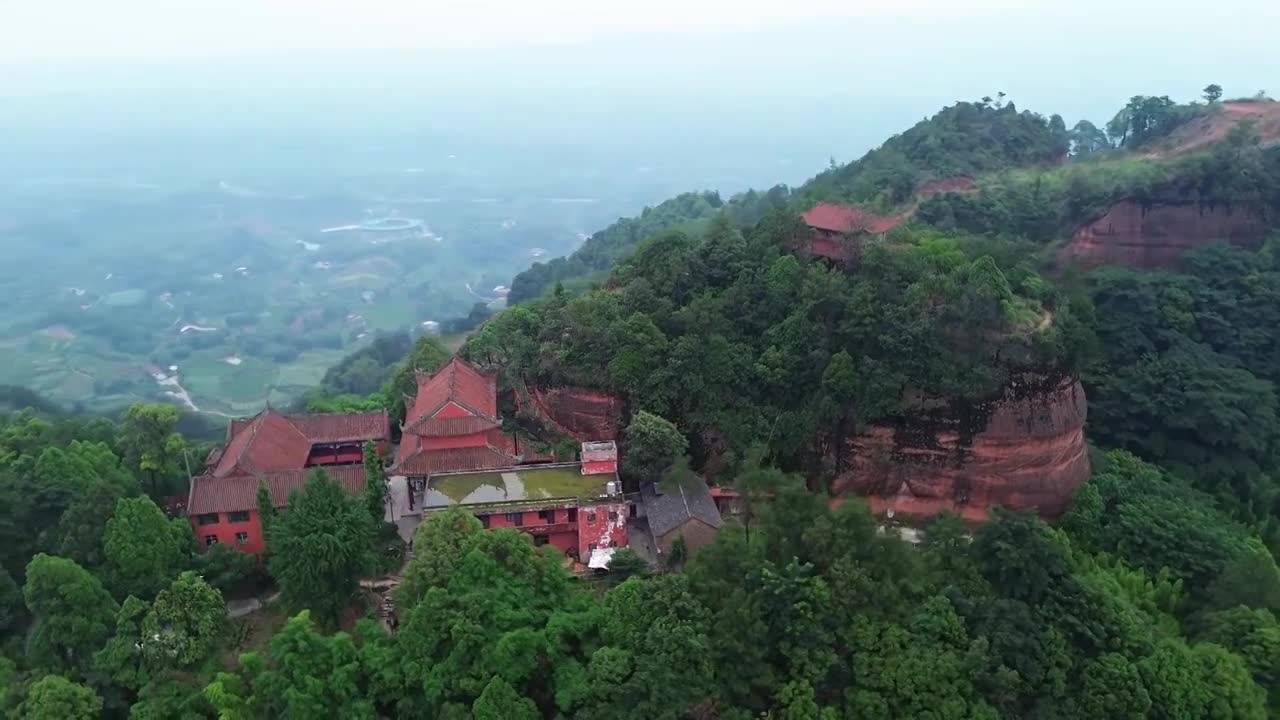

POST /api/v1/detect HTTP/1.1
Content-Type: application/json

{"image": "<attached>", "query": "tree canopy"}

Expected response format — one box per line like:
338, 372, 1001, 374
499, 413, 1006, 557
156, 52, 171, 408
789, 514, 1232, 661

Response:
267, 470, 374, 627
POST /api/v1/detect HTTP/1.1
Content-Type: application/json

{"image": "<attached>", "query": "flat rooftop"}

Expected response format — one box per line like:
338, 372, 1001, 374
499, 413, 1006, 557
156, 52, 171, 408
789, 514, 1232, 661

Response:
423, 464, 611, 510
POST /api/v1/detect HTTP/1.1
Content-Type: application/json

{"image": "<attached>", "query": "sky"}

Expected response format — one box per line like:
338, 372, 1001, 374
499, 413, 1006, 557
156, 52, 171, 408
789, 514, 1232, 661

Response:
1, 0, 1276, 63
2, 0, 1279, 179
0, 0, 1030, 61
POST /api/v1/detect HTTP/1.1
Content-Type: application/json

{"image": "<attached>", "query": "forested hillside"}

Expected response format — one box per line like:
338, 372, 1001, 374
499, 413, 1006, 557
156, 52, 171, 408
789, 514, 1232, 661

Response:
472, 214, 1089, 476
5, 88, 1280, 718
514, 91, 1280, 299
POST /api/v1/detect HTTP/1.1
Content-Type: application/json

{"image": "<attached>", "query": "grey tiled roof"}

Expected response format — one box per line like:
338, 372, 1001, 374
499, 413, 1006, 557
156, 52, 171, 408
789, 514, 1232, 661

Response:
641, 473, 722, 538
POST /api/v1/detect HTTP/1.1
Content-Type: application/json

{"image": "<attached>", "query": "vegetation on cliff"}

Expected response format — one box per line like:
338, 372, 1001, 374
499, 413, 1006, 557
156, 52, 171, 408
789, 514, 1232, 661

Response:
470, 213, 1086, 481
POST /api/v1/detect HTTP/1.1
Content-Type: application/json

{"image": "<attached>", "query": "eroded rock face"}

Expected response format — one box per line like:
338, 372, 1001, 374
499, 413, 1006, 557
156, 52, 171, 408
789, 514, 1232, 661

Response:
833, 374, 1089, 522
528, 386, 625, 441
1061, 200, 1267, 269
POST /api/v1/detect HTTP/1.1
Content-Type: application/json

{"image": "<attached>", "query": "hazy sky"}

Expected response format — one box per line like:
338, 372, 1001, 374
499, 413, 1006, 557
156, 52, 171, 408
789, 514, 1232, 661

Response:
2, 0, 1278, 169
0, 1, 1038, 61
1, 0, 1276, 62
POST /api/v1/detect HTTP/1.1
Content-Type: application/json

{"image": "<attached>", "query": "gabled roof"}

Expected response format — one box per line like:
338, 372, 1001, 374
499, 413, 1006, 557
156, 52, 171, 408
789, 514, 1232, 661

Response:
641, 473, 723, 538
802, 202, 903, 235
212, 409, 390, 477
188, 465, 367, 515
213, 410, 313, 478
404, 357, 499, 435
407, 415, 500, 437
389, 444, 518, 477
286, 411, 390, 444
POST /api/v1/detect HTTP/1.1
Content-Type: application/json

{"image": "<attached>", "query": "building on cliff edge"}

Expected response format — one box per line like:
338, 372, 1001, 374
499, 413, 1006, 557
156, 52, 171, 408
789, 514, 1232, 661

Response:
798, 202, 903, 265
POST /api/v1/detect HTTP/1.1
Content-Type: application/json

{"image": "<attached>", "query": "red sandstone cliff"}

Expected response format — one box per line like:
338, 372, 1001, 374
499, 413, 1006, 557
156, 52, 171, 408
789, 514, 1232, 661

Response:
833, 374, 1089, 522
1061, 200, 1267, 270
526, 386, 625, 441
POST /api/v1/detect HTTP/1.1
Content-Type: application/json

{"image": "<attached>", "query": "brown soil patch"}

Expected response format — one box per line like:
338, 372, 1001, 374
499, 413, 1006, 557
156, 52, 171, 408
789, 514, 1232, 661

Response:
918, 176, 977, 197
1144, 102, 1280, 159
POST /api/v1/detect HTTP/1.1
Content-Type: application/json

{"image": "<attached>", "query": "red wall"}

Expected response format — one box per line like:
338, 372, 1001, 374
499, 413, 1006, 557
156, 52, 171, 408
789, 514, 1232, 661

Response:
190, 509, 266, 555
578, 501, 629, 559
481, 507, 582, 555
582, 460, 618, 475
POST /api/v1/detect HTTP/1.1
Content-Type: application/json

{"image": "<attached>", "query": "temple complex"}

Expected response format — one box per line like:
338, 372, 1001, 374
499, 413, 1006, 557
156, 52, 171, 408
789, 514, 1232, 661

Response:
190, 356, 634, 567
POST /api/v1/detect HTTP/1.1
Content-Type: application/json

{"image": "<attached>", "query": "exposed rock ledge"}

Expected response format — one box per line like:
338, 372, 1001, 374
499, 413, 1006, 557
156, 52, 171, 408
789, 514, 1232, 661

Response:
527, 385, 625, 441
1060, 200, 1267, 270
833, 374, 1089, 522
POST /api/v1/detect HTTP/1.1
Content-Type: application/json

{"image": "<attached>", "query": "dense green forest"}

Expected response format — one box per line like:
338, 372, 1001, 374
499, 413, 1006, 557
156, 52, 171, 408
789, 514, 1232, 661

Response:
473, 214, 1090, 476
3, 405, 1279, 718
5, 89, 1280, 717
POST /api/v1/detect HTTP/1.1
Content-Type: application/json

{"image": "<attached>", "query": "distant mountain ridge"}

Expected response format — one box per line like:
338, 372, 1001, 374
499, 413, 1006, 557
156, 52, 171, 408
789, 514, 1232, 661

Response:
509, 95, 1280, 301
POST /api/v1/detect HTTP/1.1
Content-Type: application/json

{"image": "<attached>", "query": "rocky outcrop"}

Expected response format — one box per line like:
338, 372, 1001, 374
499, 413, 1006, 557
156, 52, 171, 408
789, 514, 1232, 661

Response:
1060, 200, 1268, 269
833, 374, 1089, 522
917, 175, 977, 197
527, 386, 625, 441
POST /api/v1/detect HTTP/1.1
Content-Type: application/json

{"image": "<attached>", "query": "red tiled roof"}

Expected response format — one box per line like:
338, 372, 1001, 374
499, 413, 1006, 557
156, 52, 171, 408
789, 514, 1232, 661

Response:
213, 410, 312, 478
802, 203, 903, 235
286, 411, 390, 444
188, 465, 367, 515
408, 415, 500, 436
213, 409, 390, 477
389, 445, 517, 477
404, 357, 497, 434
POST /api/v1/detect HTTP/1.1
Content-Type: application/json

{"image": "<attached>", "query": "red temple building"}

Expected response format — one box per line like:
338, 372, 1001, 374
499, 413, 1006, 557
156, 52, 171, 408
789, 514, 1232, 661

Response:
387, 357, 629, 566
390, 356, 524, 477
409, 464, 629, 567
187, 409, 390, 554
799, 202, 904, 264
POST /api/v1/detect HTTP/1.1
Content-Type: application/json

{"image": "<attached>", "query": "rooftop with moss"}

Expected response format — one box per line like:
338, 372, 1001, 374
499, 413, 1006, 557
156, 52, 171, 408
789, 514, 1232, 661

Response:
422, 464, 612, 510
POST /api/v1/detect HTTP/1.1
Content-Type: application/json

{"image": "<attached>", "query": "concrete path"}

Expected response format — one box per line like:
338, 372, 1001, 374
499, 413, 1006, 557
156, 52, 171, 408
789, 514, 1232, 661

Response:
226, 590, 281, 619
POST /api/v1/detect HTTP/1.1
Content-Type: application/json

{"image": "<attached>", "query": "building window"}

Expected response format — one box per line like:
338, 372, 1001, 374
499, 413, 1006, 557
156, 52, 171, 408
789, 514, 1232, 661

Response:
477, 514, 491, 529
539, 509, 556, 524
235, 532, 250, 544
506, 512, 523, 526
567, 508, 577, 522
228, 510, 251, 523
196, 513, 219, 526
608, 511, 618, 522
204, 535, 218, 547
534, 535, 549, 547
587, 511, 597, 524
